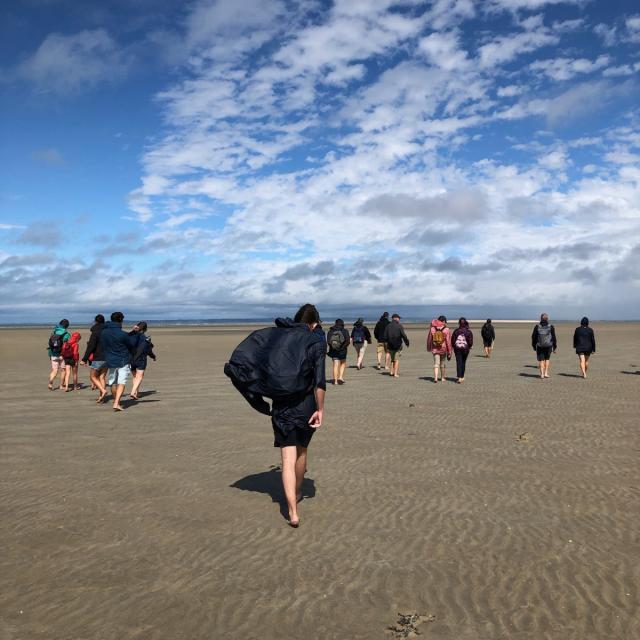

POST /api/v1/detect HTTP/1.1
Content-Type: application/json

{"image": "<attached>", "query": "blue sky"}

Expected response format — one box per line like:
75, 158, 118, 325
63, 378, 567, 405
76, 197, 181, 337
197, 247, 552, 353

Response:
1, 0, 639, 322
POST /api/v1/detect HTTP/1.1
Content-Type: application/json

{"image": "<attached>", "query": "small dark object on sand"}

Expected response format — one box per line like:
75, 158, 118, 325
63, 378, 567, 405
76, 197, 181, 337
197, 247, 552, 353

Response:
516, 432, 530, 442
387, 612, 435, 638
409, 403, 415, 407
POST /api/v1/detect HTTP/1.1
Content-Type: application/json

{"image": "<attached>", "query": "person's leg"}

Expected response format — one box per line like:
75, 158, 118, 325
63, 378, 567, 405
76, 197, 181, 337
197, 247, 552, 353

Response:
537, 351, 544, 378
295, 446, 307, 501
131, 369, 144, 398
393, 354, 400, 377
440, 358, 446, 382
332, 359, 339, 384
338, 359, 346, 381
61, 365, 70, 391
385, 348, 390, 370
358, 343, 367, 369
280, 445, 299, 525
92, 369, 107, 401
73, 364, 79, 389
455, 351, 463, 381
376, 343, 383, 369
113, 384, 126, 410
48, 359, 59, 389
460, 352, 468, 381
544, 358, 551, 378
584, 354, 590, 376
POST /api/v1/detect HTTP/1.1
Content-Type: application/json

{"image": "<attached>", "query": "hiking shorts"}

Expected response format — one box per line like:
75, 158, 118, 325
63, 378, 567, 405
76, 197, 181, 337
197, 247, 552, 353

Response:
50, 355, 64, 370
376, 342, 387, 355
433, 353, 448, 366
90, 360, 106, 370
354, 342, 367, 356
536, 347, 553, 361
482, 339, 493, 348
108, 364, 131, 386
388, 349, 401, 362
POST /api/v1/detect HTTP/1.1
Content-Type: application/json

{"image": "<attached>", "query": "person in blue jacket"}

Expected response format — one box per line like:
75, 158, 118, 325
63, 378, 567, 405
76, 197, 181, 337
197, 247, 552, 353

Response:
100, 311, 137, 411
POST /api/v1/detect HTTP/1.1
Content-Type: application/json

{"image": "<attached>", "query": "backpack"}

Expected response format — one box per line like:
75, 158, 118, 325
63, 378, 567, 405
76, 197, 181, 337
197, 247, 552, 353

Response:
352, 326, 365, 344
432, 327, 446, 348
60, 341, 74, 359
224, 321, 323, 415
537, 324, 553, 348
481, 324, 492, 340
455, 332, 468, 350
328, 328, 347, 351
48, 332, 64, 355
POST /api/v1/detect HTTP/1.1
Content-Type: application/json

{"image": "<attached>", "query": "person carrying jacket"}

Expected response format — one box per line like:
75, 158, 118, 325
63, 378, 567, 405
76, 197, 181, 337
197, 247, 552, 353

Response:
573, 316, 596, 379
451, 317, 473, 383
47, 319, 70, 390
101, 311, 137, 411
80, 314, 107, 401
481, 319, 495, 358
224, 304, 326, 528
531, 313, 557, 379
351, 317, 372, 370
373, 311, 391, 370
427, 316, 452, 383
383, 314, 409, 378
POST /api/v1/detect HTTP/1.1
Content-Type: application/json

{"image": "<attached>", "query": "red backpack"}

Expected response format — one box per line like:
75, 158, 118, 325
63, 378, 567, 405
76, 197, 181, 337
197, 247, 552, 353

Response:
60, 341, 74, 359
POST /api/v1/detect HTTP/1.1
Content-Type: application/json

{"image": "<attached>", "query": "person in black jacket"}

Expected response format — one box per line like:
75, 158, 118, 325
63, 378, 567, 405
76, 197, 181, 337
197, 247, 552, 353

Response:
128, 321, 156, 400
573, 317, 596, 378
373, 311, 391, 370
481, 319, 495, 358
531, 313, 557, 379
272, 304, 326, 528
351, 318, 372, 370
327, 319, 350, 384
80, 314, 107, 401
383, 314, 409, 378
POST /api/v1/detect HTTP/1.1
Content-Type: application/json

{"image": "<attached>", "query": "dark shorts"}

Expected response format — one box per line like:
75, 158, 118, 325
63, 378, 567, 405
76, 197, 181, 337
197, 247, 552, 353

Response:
536, 347, 553, 361
273, 426, 315, 448
327, 349, 347, 361
576, 351, 592, 356
64, 358, 77, 366
483, 339, 493, 347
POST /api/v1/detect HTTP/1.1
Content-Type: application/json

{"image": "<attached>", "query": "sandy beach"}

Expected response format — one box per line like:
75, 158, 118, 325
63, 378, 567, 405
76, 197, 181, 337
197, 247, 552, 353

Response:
1, 322, 638, 640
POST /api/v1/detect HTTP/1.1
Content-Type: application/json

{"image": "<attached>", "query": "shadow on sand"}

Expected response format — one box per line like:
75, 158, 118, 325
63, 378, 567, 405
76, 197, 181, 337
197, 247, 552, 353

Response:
621, 370, 640, 375
523, 364, 538, 369
518, 372, 541, 378
231, 468, 316, 520
558, 373, 583, 378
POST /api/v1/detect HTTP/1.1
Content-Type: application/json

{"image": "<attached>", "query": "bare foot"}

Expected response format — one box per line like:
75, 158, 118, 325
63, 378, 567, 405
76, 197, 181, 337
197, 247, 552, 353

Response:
113, 405, 124, 412
48, 383, 53, 390
96, 392, 107, 403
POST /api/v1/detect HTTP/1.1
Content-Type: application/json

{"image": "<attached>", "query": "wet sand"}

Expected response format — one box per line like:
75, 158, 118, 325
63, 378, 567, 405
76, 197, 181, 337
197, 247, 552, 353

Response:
1, 322, 639, 639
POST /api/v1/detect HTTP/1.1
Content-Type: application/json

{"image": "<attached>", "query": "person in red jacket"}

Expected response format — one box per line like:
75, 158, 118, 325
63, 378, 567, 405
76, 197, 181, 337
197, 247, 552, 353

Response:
61, 332, 81, 391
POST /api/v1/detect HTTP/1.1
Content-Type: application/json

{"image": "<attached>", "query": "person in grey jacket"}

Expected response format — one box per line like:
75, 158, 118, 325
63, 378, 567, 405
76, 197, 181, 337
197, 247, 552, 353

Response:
383, 314, 409, 378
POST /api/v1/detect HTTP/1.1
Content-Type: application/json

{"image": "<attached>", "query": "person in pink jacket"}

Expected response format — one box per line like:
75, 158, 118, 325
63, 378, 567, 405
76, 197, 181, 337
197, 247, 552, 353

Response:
426, 315, 452, 383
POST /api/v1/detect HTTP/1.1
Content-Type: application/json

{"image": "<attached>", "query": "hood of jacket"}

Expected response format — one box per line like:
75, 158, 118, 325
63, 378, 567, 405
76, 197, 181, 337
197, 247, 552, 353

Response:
430, 319, 446, 330
53, 325, 69, 335
69, 332, 81, 344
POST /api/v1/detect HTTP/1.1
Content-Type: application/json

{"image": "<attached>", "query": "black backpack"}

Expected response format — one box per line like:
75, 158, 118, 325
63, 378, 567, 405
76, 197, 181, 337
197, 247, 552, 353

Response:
48, 332, 64, 355
481, 324, 492, 339
352, 326, 365, 344
224, 319, 323, 415
328, 328, 346, 351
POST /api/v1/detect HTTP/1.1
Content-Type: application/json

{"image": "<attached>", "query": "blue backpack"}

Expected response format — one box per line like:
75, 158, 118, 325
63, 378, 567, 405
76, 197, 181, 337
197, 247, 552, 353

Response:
352, 326, 365, 344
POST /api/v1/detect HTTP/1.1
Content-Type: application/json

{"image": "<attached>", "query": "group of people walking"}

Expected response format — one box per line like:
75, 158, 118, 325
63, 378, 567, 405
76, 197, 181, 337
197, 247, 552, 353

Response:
323, 313, 597, 383
47, 312, 156, 411
226, 306, 600, 529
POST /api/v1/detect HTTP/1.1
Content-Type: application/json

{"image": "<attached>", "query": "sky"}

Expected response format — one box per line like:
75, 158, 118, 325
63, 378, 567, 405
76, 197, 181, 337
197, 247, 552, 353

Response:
1, 0, 639, 323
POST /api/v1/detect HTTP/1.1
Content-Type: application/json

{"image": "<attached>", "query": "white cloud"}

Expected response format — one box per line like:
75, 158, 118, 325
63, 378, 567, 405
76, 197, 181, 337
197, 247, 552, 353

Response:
478, 26, 558, 68
17, 29, 129, 95
418, 31, 471, 71
530, 55, 610, 81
